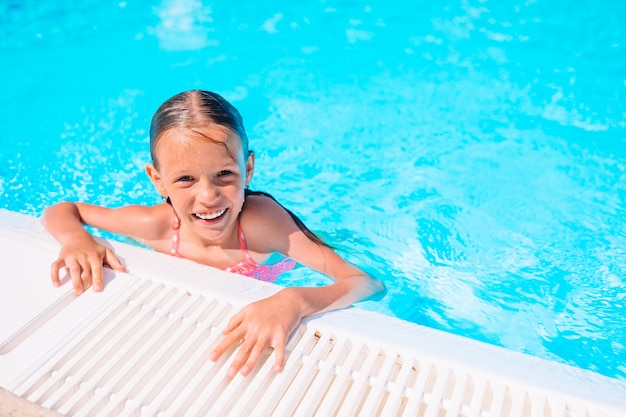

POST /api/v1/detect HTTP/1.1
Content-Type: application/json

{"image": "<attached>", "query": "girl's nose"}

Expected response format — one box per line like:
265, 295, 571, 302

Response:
198, 178, 219, 201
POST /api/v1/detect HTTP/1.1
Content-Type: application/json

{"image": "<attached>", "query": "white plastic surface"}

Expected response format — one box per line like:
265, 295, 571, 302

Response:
1, 209, 625, 417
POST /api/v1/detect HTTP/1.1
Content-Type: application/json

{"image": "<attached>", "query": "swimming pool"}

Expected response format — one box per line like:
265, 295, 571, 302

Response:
1, 0, 625, 383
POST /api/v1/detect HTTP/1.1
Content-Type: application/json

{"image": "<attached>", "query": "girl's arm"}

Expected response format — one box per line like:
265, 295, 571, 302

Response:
42, 202, 171, 294
210, 195, 384, 377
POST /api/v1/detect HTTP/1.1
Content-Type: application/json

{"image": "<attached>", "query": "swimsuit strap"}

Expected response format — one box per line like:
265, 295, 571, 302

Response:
170, 214, 184, 258
169, 218, 295, 282
236, 222, 255, 263
228, 222, 296, 282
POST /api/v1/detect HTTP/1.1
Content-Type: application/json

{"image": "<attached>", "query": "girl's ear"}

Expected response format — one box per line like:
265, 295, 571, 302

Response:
244, 151, 255, 186
145, 163, 168, 198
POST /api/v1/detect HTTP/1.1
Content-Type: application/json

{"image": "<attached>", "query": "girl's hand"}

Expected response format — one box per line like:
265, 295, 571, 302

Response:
50, 236, 125, 295
209, 288, 303, 377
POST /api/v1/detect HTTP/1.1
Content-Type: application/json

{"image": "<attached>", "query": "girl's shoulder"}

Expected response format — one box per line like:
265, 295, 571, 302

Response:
240, 193, 298, 252
241, 192, 285, 216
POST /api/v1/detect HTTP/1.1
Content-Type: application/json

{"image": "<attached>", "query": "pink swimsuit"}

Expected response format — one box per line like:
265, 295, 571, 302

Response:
170, 221, 295, 283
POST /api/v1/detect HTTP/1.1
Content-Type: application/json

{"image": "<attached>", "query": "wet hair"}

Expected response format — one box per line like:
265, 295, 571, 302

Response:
149, 90, 249, 168
152, 89, 330, 249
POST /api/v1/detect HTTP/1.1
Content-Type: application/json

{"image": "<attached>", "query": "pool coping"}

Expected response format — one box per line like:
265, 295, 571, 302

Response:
1, 208, 625, 416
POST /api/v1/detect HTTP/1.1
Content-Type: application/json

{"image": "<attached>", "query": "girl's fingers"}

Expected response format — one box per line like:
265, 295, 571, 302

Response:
213, 330, 286, 377
89, 256, 104, 292
211, 301, 296, 377
104, 249, 126, 272
272, 343, 286, 374
232, 335, 286, 377
50, 259, 65, 287
209, 328, 244, 362
223, 310, 244, 334
68, 259, 85, 295
51, 248, 125, 294
209, 311, 245, 361
229, 345, 285, 376
227, 341, 254, 377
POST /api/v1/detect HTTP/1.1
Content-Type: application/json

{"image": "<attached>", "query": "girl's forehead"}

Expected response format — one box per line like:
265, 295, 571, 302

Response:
157, 125, 244, 159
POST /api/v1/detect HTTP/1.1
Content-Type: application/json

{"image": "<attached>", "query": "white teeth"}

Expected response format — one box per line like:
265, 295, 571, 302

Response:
195, 209, 226, 220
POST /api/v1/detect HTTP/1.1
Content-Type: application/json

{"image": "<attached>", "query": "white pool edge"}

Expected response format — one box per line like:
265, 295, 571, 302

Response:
1, 208, 624, 417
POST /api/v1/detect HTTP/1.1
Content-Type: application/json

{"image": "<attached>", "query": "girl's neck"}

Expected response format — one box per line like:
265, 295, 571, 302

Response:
176, 219, 242, 268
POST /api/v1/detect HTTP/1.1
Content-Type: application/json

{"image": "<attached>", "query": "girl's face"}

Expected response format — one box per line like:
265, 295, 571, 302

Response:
146, 124, 254, 244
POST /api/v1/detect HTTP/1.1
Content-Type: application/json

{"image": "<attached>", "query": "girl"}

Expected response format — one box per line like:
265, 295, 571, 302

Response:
43, 90, 384, 378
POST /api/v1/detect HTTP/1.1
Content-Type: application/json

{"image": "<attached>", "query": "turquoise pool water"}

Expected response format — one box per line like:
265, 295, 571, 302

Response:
1, 0, 625, 381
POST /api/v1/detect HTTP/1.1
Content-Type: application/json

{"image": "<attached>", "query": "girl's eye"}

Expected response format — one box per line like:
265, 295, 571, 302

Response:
177, 176, 193, 182
218, 170, 234, 176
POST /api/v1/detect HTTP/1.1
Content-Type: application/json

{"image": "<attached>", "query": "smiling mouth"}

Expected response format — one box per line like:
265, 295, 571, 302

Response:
193, 208, 227, 221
